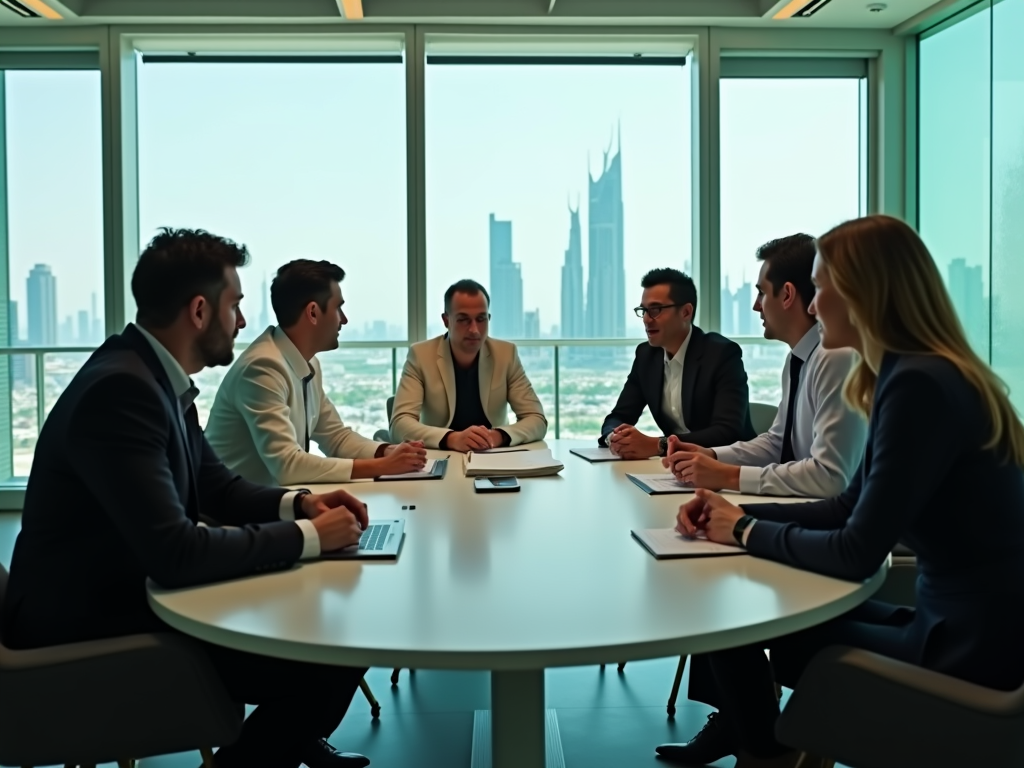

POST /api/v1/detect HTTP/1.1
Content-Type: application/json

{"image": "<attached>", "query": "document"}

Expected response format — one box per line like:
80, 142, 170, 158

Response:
631, 528, 747, 559
464, 448, 564, 477
570, 447, 622, 463
376, 458, 448, 482
626, 473, 697, 495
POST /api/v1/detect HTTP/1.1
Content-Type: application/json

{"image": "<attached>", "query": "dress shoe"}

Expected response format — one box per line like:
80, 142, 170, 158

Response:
300, 738, 371, 768
655, 711, 736, 764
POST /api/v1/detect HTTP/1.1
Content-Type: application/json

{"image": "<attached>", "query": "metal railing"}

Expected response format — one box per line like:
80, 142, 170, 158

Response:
0, 334, 780, 475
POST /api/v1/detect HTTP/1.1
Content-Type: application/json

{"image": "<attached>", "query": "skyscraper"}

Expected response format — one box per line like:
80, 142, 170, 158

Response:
488, 213, 524, 338
585, 131, 625, 338
524, 310, 540, 339
947, 258, 987, 353
27, 264, 57, 346
77, 310, 90, 344
259, 274, 270, 330
560, 203, 584, 339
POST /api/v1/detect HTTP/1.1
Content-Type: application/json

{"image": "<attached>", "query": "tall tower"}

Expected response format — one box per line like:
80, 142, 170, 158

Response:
488, 213, 524, 338
585, 128, 625, 338
560, 202, 584, 339
258, 274, 270, 330
27, 264, 57, 346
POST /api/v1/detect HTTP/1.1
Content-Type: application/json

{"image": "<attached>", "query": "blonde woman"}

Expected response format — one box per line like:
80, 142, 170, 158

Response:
655, 215, 1024, 768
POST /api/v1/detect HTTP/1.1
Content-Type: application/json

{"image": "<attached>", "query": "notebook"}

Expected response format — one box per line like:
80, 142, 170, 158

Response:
375, 458, 448, 482
463, 448, 564, 478
631, 528, 746, 559
626, 473, 697, 495
569, 447, 622, 463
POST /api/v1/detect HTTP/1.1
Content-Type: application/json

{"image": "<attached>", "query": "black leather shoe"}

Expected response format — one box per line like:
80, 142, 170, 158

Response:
655, 711, 736, 765
300, 738, 371, 768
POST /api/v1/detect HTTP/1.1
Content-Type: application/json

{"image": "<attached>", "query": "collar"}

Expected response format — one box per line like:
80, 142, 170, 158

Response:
792, 324, 822, 363
135, 325, 193, 398
663, 327, 692, 368
272, 326, 314, 379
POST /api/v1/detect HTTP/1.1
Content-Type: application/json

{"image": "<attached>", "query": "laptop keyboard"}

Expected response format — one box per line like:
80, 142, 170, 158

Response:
359, 524, 390, 551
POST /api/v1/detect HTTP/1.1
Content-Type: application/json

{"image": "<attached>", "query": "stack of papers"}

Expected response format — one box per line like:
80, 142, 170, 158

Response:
464, 448, 564, 478
631, 529, 747, 559
626, 473, 697, 495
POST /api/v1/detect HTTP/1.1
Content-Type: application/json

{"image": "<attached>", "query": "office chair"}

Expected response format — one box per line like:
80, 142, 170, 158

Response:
776, 644, 1024, 767
0, 564, 242, 768
372, 395, 396, 443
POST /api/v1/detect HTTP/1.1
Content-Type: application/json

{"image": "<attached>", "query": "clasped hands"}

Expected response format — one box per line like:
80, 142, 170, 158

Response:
446, 425, 507, 453
675, 488, 747, 546
661, 435, 741, 492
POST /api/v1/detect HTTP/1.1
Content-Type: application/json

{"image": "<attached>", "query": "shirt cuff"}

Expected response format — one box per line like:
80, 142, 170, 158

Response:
712, 445, 735, 464
496, 429, 512, 447
741, 519, 757, 547
439, 431, 453, 450
279, 491, 300, 521
738, 465, 762, 494
374, 443, 390, 458
294, 518, 321, 559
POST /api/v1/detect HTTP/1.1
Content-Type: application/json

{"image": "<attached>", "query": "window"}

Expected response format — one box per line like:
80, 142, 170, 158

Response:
136, 55, 408, 427
919, 6, 992, 360
2, 67, 104, 479
991, 0, 1024, 411
425, 48, 693, 343
719, 70, 867, 404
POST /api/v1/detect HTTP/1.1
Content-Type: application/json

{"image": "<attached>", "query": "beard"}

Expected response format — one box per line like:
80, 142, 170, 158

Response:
197, 320, 236, 368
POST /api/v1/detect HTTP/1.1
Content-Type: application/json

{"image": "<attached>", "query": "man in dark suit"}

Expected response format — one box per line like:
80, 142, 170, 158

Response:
2, 228, 372, 768
601, 268, 755, 459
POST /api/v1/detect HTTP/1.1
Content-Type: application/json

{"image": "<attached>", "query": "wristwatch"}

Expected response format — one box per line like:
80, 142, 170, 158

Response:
293, 489, 312, 519
658, 436, 669, 456
732, 514, 755, 547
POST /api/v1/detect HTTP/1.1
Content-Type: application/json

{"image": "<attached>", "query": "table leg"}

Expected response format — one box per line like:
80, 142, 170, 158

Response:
491, 669, 546, 768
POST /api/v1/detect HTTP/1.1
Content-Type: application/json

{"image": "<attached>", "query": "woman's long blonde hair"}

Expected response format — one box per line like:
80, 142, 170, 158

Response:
817, 214, 1024, 466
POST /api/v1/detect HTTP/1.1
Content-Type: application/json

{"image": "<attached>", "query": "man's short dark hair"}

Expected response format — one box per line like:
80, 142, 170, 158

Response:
132, 227, 249, 329
444, 279, 490, 314
640, 267, 698, 316
271, 259, 346, 328
756, 234, 816, 312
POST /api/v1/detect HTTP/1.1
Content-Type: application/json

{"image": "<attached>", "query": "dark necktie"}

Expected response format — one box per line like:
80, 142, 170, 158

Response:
780, 355, 805, 464
302, 371, 315, 453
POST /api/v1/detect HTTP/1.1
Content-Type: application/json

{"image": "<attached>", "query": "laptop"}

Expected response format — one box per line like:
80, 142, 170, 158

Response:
318, 518, 406, 561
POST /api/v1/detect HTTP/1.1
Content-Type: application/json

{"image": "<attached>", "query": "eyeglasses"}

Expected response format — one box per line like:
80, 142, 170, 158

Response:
634, 304, 683, 319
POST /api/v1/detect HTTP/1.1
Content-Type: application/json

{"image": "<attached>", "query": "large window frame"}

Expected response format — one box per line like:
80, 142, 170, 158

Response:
0, 22, 911, 502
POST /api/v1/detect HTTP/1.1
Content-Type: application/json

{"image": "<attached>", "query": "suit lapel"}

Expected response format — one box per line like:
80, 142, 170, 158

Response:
647, 346, 664, 417
437, 337, 457, 425
681, 327, 705, 424
478, 341, 494, 415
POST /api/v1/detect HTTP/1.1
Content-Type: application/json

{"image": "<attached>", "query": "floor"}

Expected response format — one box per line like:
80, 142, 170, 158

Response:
0, 513, 744, 768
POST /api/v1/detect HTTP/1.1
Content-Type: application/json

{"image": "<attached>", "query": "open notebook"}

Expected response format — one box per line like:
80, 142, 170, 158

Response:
463, 448, 564, 477
375, 458, 448, 482
631, 529, 746, 559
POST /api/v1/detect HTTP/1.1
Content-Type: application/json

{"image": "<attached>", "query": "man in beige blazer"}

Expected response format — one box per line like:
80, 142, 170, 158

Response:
206, 259, 426, 484
391, 279, 547, 451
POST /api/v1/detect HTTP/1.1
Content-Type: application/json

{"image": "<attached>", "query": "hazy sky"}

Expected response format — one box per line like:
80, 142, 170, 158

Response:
4, 57, 873, 341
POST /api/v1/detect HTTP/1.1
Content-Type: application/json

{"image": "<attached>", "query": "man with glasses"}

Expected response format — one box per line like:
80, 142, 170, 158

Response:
600, 268, 755, 459
390, 279, 547, 451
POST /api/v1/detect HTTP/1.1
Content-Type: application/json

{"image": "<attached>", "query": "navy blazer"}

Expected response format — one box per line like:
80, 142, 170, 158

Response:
744, 352, 1024, 690
600, 326, 756, 448
2, 324, 304, 650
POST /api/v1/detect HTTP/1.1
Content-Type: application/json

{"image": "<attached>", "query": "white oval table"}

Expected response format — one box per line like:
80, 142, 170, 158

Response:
149, 438, 884, 768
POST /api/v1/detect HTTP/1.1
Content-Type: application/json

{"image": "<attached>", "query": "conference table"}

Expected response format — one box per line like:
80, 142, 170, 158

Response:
149, 438, 885, 768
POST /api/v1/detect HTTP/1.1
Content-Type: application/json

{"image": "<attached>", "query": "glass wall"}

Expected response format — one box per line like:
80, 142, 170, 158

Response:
919, 0, 1024, 412
137, 56, 409, 425
719, 75, 865, 404
2, 68, 103, 478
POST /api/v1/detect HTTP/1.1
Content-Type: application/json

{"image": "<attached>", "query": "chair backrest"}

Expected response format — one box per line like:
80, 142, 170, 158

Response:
0, 563, 7, 645
386, 396, 395, 421
749, 402, 779, 435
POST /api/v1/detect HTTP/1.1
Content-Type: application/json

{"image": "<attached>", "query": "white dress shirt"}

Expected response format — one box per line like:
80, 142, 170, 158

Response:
713, 325, 867, 498
661, 329, 693, 435
206, 326, 384, 486
135, 325, 320, 559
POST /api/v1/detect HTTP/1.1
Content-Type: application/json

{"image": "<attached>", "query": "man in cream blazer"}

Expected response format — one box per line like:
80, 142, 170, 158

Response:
206, 260, 426, 484
391, 279, 547, 451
